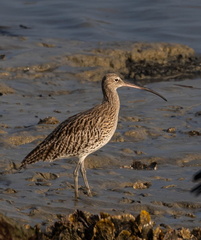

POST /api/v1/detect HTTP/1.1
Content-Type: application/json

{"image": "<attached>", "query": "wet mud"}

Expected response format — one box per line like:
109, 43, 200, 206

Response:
1, 40, 201, 238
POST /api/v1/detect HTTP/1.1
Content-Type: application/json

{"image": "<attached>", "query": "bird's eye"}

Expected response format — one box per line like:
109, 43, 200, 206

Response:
115, 78, 119, 82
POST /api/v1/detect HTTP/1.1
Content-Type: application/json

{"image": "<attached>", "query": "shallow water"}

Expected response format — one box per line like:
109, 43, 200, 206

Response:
1, 0, 201, 51
0, 0, 201, 230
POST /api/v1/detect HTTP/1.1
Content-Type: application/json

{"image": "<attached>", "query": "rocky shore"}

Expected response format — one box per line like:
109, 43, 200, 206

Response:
1, 210, 201, 240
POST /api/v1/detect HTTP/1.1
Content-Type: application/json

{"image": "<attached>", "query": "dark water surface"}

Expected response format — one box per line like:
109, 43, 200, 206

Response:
1, 0, 201, 51
0, 0, 201, 230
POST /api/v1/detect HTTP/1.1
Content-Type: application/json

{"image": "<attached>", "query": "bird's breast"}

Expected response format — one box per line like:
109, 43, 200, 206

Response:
66, 104, 120, 157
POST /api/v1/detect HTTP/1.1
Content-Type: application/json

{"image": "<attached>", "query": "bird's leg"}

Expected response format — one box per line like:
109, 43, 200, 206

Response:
74, 162, 81, 200
80, 160, 92, 197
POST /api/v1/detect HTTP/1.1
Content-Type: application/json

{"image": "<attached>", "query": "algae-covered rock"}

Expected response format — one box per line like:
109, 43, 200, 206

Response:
1, 42, 200, 83
48, 210, 201, 240
93, 218, 115, 240
0, 213, 44, 240
65, 42, 201, 82
38, 116, 60, 125
1, 210, 201, 239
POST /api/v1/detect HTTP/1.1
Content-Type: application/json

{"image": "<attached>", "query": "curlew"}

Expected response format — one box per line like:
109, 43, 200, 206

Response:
20, 73, 166, 199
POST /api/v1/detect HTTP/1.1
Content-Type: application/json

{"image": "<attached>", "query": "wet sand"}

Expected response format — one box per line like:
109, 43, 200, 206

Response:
0, 39, 201, 234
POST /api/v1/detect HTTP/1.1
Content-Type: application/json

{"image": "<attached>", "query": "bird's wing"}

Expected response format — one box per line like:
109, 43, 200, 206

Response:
20, 108, 102, 169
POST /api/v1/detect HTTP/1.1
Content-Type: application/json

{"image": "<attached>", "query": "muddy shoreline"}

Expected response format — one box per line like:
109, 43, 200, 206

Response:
1, 41, 201, 86
1, 41, 201, 238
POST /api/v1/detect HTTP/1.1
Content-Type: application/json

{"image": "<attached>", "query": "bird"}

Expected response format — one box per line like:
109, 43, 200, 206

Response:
19, 73, 167, 199
191, 170, 201, 196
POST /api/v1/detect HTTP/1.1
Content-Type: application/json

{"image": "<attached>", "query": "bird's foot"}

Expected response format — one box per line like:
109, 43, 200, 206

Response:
87, 190, 92, 197
74, 187, 93, 200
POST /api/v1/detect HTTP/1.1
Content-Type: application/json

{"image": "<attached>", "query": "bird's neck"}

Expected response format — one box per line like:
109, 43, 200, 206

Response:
100, 88, 120, 130
102, 88, 120, 110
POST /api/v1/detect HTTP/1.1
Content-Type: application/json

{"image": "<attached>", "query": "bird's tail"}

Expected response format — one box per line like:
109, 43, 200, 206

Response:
19, 140, 58, 170
20, 148, 47, 170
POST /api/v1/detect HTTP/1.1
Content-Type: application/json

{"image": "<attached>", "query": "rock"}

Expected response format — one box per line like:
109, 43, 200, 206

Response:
38, 116, 60, 125
0, 83, 15, 95
0, 210, 201, 239
0, 212, 43, 240
186, 130, 201, 136
165, 127, 176, 133
65, 42, 201, 82
131, 160, 157, 170
133, 181, 152, 189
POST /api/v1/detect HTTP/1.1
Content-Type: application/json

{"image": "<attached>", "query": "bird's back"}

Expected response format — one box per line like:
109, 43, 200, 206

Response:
20, 102, 118, 168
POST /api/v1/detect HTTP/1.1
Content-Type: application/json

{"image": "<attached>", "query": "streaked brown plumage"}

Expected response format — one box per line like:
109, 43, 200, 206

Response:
20, 73, 166, 199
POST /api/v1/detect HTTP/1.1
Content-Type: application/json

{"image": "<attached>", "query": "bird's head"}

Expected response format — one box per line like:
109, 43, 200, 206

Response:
102, 73, 167, 101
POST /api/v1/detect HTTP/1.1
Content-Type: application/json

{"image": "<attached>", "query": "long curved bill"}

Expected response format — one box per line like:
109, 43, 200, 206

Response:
125, 81, 167, 102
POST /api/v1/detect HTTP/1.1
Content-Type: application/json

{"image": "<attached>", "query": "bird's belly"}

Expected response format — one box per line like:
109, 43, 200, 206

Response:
75, 122, 117, 157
